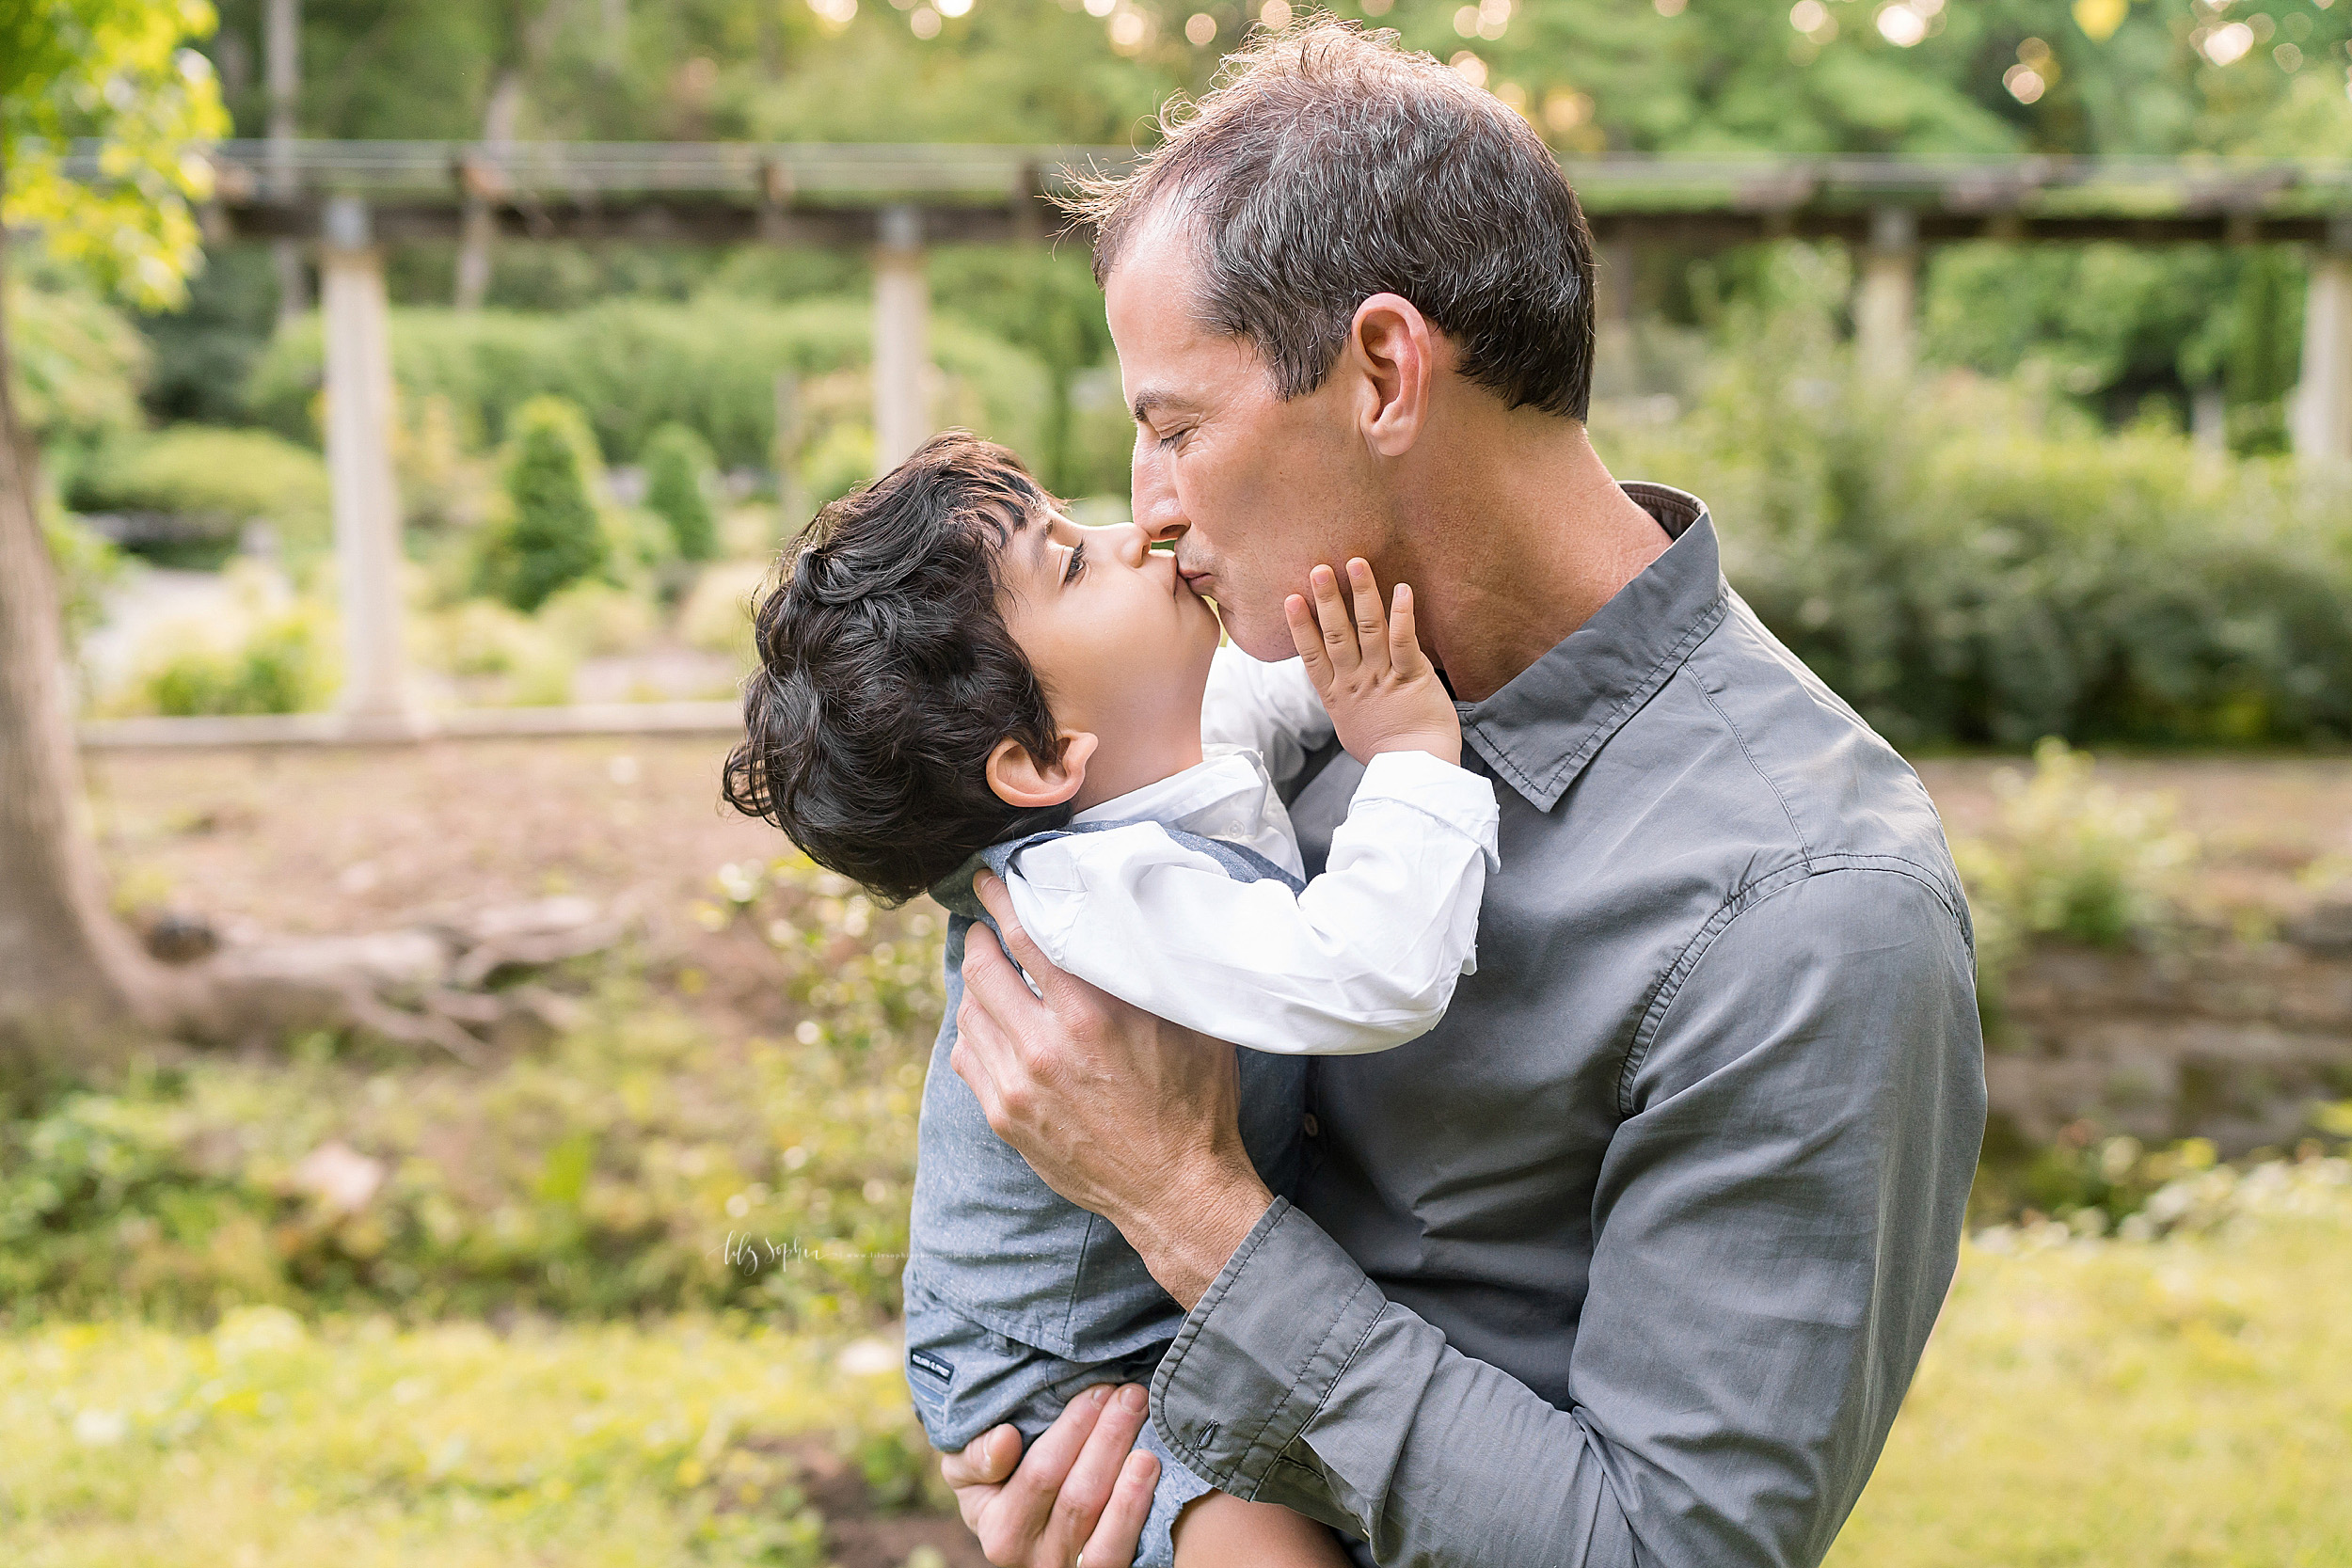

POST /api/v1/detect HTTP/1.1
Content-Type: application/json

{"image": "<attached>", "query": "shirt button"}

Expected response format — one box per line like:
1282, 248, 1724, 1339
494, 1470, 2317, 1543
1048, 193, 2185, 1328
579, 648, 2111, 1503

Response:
1301, 1114, 1320, 1138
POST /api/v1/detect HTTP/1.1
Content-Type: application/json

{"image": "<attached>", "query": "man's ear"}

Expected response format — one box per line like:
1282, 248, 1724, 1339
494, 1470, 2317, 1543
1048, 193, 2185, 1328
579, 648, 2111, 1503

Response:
1348, 293, 1436, 459
985, 731, 1098, 810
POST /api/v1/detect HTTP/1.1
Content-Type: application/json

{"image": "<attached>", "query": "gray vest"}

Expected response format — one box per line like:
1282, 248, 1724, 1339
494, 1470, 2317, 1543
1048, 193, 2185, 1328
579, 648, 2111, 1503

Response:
906, 820, 1310, 1361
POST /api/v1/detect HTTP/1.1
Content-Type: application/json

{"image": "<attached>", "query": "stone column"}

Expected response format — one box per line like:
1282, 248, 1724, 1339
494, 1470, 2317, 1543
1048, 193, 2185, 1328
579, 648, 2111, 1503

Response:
872, 205, 931, 474
2291, 219, 2352, 469
266, 0, 307, 323
1855, 207, 1919, 385
320, 198, 421, 736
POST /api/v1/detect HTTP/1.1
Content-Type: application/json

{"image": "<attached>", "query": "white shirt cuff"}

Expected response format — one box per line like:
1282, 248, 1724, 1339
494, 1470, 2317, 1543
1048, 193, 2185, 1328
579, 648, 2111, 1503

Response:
1354, 751, 1502, 870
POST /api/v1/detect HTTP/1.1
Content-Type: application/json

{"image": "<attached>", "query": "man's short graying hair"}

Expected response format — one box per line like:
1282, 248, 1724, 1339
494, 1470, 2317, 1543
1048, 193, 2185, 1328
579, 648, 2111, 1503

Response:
1068, 19, 1597, 420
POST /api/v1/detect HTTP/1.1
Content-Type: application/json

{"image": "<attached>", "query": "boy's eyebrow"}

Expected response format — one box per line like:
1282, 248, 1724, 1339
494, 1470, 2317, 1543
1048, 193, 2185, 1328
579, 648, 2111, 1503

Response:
1019, 509, 1060, 579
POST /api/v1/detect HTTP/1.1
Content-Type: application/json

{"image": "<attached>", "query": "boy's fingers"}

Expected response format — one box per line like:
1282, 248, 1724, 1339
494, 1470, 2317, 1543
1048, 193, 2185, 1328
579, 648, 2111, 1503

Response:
1346, 559, 1391, 677
1388, 581, 1431, 677
1076, 1446, 1160, 1568
1285, 594, 1332, 689
1309, 564, 1361, 672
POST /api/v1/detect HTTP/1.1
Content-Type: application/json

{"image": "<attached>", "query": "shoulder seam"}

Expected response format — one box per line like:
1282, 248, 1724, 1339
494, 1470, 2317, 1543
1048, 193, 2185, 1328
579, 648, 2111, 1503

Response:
1614, 855, 1972, 1118
1696, 681, 1812, 867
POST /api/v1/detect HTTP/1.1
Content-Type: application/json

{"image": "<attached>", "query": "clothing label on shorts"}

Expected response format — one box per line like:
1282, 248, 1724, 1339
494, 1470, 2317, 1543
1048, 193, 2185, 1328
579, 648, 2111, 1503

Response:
908, 1349, 954, 1385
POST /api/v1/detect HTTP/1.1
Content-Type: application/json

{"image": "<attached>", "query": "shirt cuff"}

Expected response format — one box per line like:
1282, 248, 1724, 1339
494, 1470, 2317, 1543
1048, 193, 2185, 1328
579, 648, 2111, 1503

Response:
1147, 1197, 1389, 1500
1354, 751, 1502, 870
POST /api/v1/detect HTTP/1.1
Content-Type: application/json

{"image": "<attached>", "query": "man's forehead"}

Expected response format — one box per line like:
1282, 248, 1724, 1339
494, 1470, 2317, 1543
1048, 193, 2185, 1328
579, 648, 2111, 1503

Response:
1104, 214, 1207, 350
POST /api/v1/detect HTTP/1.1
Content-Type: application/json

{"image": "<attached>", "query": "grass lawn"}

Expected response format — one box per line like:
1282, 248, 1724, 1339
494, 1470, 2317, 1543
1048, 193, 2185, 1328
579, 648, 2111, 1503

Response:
0, 1314, 939, 1568
1831, 1161, 2352, 1568
7, 1163, 2345, 1567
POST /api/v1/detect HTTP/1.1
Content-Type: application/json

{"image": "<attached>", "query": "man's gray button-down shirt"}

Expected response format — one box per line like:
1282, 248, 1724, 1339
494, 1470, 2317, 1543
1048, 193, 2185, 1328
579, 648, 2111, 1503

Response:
1147, 483, 1988, 1568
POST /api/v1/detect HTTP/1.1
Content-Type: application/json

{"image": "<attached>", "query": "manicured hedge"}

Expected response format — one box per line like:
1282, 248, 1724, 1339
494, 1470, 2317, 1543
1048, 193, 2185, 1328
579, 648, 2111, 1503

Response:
246, 296, 1049, 472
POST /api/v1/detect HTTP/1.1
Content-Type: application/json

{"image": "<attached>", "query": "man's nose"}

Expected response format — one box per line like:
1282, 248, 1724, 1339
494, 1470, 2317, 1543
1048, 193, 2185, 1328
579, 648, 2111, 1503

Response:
1132, 444, 1186, 545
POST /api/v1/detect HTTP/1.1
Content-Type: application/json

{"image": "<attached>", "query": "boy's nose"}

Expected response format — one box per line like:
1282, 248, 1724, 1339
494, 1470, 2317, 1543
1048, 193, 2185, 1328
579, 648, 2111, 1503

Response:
1104, 522, 1151, 568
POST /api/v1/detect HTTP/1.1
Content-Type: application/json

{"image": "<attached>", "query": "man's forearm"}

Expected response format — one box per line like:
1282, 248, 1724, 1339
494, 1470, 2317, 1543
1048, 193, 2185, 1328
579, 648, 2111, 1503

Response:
1147, 1200, 1640, 1568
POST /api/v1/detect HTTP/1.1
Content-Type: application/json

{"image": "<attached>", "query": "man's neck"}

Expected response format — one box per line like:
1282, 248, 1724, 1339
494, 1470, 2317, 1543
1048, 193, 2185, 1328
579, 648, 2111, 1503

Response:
1391, 417, 1671, 705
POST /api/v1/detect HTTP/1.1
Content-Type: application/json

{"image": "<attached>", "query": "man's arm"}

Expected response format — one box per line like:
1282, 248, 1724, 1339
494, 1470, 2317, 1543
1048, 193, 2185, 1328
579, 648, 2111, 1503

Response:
1156, 865, 1986, 1566
954, 865, 1985, 1567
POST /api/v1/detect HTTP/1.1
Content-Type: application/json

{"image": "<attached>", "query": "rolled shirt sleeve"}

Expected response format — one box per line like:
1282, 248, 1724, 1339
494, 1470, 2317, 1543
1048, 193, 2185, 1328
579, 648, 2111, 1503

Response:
1150, 864, 1987, 1567
1005, 752, 1500, 1058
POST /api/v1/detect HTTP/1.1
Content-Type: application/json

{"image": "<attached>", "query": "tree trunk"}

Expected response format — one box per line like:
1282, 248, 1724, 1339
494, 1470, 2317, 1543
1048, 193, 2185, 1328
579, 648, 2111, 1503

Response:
0, 155, 187, 1069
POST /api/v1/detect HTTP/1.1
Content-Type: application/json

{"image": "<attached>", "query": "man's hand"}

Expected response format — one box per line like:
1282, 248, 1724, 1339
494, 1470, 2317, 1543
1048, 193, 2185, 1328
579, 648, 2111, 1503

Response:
1286, 558, 1460, 766
952, 870, 1272, 1310
948, 873, 1276, 1564
940, 1384, 1160, 1567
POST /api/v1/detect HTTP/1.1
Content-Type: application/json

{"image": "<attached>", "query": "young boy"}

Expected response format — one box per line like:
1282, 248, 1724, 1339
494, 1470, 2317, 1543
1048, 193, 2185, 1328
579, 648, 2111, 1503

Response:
724, 433, 1498, 1566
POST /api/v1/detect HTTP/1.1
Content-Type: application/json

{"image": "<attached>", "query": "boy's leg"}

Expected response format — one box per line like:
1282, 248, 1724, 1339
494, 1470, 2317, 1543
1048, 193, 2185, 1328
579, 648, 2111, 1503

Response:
1171, 1491, 1354, 1567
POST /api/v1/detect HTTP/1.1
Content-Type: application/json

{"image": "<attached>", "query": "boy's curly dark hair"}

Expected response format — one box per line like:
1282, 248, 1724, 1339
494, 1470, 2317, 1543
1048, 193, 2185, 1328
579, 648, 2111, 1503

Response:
722, 432, 1072, 904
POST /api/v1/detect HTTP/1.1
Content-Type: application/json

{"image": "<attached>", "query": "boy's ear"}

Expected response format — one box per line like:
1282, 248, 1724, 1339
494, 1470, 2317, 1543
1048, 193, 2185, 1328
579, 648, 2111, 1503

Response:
985, 731, 1097, 811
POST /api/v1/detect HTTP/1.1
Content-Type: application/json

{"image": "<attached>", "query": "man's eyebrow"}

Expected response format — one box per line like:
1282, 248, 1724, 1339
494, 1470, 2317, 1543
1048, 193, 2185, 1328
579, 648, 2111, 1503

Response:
1131, 388, 1187, 424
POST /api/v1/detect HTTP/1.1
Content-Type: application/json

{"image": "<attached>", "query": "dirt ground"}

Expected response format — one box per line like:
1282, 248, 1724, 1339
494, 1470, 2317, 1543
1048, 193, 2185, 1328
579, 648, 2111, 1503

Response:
86, 738, 2352, 1029
85, 733, 796, 1035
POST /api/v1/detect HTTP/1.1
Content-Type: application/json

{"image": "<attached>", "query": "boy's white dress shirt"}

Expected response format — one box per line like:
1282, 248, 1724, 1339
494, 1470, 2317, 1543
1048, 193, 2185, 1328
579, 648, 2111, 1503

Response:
996, 647, 1501, 1058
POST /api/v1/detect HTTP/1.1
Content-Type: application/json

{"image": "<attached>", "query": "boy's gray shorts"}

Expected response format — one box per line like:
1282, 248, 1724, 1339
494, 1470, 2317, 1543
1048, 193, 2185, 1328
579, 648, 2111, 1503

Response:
905, 1280, 1211, 1568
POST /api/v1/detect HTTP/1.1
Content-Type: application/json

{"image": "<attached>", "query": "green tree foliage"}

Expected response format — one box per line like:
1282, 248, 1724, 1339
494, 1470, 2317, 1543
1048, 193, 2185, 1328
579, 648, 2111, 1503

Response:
478, 395, 609, 612
5, 0, 228, 309
4, 266, 147, 481
642, 421, 720, 562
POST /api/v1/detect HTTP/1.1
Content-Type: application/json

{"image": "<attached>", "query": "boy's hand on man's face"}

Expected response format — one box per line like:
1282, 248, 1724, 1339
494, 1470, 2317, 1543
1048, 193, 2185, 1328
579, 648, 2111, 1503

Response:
1285, 558, 1462, 767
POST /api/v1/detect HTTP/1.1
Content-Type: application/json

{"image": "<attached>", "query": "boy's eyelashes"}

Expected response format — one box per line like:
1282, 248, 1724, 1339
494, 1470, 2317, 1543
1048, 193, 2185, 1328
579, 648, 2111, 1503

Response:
1061, 539, 1087, 584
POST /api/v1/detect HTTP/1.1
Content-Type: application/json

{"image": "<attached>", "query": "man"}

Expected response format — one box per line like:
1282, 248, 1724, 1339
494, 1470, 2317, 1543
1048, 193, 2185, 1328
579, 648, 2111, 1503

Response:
940, 22, 1986, 1567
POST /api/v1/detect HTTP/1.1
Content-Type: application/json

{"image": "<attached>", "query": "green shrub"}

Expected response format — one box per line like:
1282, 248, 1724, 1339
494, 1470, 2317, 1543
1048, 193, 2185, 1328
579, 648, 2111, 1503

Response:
1594, 264, 2352, 750
678, 559, 768, 664
475, 397, 610, 613
1947, 738, 2196, 1017
798, 421, 876, 511
112, 599, 338, 718
41, 506, 124, 655
536, 578, 659, 658
64, 426, 332, 559
642, 422, 720, 562
246, 297, 1051, 473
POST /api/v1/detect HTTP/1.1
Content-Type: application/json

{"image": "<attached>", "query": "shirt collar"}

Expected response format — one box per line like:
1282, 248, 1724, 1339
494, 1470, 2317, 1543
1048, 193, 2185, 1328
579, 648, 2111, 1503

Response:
1073, 746, 1304, 879
1457, 483, 1728, 813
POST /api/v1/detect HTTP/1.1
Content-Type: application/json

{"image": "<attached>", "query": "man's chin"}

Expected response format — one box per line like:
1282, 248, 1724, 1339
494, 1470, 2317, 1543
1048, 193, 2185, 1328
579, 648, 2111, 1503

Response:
1216, 609, 1299, 666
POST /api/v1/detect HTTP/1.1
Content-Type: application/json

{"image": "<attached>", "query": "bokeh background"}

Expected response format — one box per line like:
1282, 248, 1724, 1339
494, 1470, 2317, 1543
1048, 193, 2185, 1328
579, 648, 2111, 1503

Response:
5, 0, 2351, 1562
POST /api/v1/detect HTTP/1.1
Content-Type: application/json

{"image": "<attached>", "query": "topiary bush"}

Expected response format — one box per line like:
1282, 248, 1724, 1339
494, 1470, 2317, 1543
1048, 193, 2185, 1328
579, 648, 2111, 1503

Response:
642, 422, 720, 562
475, 396, 612, 613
